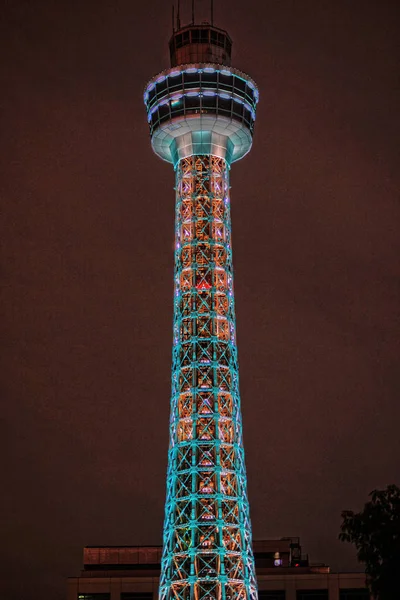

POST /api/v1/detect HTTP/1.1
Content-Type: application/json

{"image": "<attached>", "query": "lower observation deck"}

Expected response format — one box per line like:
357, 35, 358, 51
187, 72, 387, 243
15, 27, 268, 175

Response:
144, 64, 259, 166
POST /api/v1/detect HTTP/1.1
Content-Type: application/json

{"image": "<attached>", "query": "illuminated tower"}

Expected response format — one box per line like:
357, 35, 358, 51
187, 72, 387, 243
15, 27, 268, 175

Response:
144, 6, 259, 600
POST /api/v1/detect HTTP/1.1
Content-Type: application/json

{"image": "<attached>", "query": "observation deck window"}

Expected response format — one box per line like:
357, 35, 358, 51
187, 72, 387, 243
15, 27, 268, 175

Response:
185, 96, 200, 111
201, 71, 218, 85
234, 76, 246, 92
148, 87, 156, 103
168, 76, 183, 93
233, 103, 244, 118
210, 30, 218, 45
158, 104, 170, 120
218, 97, 232, 114
202, 96, 217, 110
191, 29, 210, 43
200, 30, 210, 43
183, 72, 200, 88
156, 79, 168, 96
219, 73, 233, 92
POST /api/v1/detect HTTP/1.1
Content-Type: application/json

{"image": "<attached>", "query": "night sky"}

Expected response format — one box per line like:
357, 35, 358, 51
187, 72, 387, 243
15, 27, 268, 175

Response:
2, 1, 399, 598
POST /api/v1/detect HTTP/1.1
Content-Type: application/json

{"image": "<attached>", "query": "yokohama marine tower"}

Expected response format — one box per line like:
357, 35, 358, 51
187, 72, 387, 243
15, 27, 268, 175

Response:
144, 12, 259, 600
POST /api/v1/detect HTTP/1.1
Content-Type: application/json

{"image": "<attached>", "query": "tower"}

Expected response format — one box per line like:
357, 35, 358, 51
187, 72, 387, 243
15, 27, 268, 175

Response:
144, 6, 259, 600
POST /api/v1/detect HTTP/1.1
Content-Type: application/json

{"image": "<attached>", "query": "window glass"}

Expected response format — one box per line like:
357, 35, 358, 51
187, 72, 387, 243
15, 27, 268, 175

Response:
201, 72, 218, 86
258, 592, 285, 600
156, 80, 167, 97
218, 97, 232, 114
218, 74, 233, 91
242, 104, 251, 121
244, 85, 256, 106
185, 96, 200, 114
339, 590, 370, 600
183, 72, 200, 88
171, 104, 184, 118
202, 96, 217, 110
232, 103, 244, 118
168, 77, 183, 93
234, 76, 246, 92
77, 595, 110, 600
158, 104, 170, 120
191, 29, 200, 42
200, 29, 209, 43
121, 594, 153, 600
296, 591, 329, 600
148, 88, 156, 103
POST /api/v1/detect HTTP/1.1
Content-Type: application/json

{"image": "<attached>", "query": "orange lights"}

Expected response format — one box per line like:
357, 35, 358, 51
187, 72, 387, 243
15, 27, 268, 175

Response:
178, 394, 193, 418
213, 270, 227, 293
177, 420, 193, 443
215, 317, 229, 340
218, 393, 233, 417
180, 269, 193, 292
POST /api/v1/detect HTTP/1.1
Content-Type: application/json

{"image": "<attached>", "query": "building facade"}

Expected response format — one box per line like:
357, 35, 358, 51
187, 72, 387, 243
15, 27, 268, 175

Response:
67, 541, 370, 600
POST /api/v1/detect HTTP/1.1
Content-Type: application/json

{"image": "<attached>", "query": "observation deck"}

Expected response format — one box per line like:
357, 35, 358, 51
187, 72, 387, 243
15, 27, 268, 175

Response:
144, 23, 259, 166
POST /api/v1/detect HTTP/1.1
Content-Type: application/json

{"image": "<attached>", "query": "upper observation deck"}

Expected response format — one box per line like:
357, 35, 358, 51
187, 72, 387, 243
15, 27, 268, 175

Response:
169, 22, 232, 67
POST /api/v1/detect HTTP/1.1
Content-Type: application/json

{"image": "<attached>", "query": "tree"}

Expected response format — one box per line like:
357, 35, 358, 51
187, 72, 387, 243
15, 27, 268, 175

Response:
339, 484, 400, 600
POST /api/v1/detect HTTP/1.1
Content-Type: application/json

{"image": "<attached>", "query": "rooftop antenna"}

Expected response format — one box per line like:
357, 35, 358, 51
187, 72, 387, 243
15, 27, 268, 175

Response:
172, 4, 175, 33
192, 0, 195, 24
177, 0, 181, 30
211, 0, 214, 25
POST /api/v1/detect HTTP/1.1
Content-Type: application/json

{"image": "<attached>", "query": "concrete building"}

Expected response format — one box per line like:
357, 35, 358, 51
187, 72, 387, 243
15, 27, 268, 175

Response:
67, 540, 369, 600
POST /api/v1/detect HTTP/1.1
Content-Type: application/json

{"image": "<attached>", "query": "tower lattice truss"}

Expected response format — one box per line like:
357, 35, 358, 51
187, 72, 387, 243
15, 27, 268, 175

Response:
160, 156, 257, 600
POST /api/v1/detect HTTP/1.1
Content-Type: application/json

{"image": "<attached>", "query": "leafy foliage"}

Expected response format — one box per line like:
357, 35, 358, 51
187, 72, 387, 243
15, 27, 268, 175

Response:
339, 484, 400, 599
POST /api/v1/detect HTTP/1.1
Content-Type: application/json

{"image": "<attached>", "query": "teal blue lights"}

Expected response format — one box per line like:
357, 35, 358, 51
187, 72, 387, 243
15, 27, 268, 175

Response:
159, 155, 257, 600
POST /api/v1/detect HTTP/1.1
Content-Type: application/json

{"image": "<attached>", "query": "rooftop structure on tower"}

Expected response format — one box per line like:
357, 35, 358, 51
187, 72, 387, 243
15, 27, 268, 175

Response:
143, 3, 259, 600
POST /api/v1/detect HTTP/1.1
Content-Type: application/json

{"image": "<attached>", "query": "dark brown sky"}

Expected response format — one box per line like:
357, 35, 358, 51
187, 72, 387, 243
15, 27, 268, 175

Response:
1, 1, 399, 598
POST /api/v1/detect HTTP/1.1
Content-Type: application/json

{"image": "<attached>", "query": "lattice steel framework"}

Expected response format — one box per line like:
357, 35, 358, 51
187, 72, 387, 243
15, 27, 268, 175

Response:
159, 155, 257, 600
